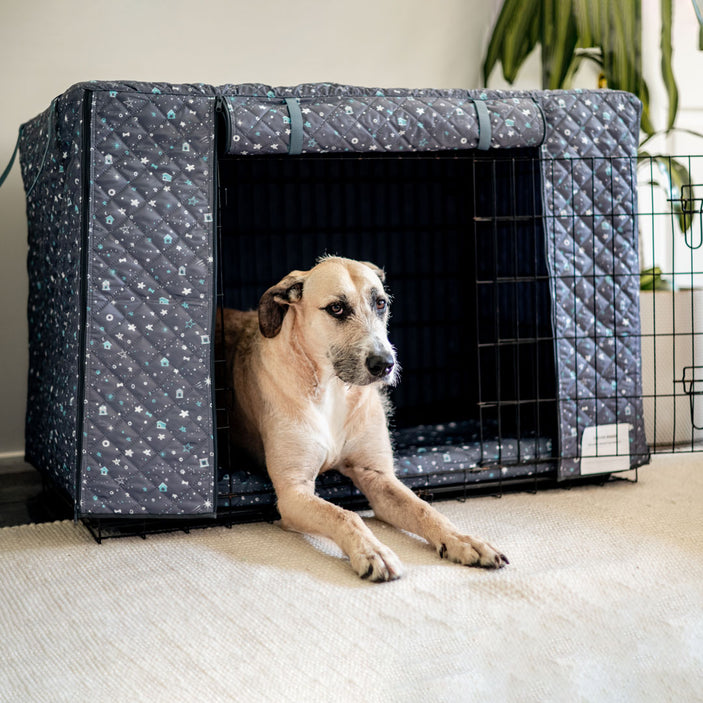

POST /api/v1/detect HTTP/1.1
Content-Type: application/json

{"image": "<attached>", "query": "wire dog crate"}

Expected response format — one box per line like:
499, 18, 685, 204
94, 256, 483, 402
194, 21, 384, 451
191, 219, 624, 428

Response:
212, 150, 702, 521
15, 82, 702, 539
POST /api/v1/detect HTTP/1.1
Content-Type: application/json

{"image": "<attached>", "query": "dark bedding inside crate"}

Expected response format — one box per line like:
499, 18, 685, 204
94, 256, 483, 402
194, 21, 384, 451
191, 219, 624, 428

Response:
217, 420, 554, 508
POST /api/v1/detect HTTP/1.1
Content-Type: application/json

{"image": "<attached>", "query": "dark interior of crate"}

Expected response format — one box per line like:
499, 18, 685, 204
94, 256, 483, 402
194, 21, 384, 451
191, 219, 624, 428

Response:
215, 149, 559, 506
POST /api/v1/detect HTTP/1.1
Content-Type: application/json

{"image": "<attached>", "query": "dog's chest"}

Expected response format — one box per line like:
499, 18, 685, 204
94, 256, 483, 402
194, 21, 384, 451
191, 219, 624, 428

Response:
313, 383, 354, 469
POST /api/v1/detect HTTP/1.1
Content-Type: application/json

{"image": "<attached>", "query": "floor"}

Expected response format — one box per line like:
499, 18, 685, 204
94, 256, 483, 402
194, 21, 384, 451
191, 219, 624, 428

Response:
0, 461, 73, 527
3, 453, 700, 702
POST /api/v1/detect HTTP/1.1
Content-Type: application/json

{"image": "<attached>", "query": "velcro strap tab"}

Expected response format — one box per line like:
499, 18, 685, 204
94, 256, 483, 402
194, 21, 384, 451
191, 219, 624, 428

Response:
474, 100, 491, 151
285, 97, 303, 156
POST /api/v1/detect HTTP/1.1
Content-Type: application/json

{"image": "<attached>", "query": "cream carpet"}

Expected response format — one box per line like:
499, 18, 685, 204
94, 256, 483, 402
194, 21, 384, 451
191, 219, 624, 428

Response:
1, 453, 702, 703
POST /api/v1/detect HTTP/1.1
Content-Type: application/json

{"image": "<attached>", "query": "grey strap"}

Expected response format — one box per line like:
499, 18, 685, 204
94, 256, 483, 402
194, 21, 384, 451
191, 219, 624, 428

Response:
0, 130, 20, 189
285, 97, 303, 155
2, 99, 57, 195
474, 100, 491, 151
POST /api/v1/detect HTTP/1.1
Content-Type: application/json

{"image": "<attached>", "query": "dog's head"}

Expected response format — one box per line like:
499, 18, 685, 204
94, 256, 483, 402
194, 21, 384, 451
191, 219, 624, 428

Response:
258, 256, 398, 387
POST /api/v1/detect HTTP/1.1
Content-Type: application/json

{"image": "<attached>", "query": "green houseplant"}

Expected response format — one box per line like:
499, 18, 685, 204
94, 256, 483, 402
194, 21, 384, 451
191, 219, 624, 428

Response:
482, 0, 676, 135
482, 0, 702, 290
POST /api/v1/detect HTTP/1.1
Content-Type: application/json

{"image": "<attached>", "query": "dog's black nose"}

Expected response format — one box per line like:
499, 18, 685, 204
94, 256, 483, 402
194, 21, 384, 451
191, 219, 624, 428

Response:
366, 353, 395, 378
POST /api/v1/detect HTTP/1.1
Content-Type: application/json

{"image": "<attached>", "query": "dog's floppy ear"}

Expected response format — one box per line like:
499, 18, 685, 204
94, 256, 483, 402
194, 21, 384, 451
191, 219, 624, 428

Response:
361, 261, 386, 283
258, 272, 305, 338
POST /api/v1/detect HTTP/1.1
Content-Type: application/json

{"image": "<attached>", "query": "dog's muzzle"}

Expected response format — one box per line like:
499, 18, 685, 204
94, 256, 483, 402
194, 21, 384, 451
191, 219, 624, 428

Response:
330, 342, 397, 386
366, 352, 395, 379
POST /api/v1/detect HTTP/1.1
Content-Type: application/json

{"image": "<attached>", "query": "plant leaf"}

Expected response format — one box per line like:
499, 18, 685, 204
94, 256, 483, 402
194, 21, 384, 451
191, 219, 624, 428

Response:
667, 158, 695, 233
605, 1, 637, 92
482, 0, 679, 135
659, 0, 678, 131
502, 0, 542, 83
573, 0, 596, 47
562, 50, 604, 87
596, 0, 657, 135
482, 0, 541, 85
673, 127, 703, 140
541, 0, 579, 89
481, 0, 515, 85
640, 267, 671, 290
637, 79, 655, 136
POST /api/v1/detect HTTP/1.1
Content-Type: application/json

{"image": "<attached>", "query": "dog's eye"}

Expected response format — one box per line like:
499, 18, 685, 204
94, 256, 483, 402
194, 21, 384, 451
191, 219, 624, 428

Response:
375, 298, 387, 313
326, 302, 346, 317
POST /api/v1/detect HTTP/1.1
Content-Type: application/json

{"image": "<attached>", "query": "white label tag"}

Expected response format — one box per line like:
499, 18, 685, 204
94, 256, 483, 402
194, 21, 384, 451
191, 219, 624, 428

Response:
580, 423, 632, 476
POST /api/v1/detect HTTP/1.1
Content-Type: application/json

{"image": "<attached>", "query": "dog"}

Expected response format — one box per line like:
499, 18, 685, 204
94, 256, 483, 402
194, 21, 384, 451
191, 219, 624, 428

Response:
218, 256, 508, 581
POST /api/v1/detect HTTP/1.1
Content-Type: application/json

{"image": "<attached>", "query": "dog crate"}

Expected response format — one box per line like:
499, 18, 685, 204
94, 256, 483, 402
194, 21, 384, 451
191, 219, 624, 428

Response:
14, 81, 700, 530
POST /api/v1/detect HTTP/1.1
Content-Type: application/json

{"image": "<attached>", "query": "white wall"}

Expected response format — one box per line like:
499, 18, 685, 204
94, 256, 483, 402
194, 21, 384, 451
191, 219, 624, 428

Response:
665, 0, 703, 287
0, 0, 502, 455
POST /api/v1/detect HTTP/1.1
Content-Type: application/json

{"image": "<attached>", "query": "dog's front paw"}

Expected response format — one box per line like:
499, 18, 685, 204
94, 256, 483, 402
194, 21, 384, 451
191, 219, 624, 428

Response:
437, 533, 509, 569
350, 543, 404, 582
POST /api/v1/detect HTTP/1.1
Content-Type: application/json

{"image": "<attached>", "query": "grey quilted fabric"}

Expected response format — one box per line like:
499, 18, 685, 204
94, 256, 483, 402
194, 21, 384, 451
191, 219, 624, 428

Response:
21, 84, 218, 516
79, 90, 217, 515
20, 91, 86, 503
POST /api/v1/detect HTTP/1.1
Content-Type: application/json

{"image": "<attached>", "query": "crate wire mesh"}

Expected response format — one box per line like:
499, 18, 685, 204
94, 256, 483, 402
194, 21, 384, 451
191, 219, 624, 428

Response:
638, 155, 703, 449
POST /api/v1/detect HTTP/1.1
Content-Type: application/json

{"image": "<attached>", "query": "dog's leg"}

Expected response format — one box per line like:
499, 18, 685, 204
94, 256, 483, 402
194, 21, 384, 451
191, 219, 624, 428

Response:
272, 478, 404, 582
341, 466, 509, 569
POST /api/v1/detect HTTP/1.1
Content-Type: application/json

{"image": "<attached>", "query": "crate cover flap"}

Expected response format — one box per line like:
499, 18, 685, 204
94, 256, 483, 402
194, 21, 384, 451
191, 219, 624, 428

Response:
536, 90, 649, 476
20, 92, 87, 501
221, 94, 545, 155
80, 88, 217, 515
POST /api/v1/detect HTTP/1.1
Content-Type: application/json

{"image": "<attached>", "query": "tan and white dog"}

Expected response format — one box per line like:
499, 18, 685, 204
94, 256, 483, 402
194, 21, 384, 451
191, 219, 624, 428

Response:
219, 256, 508, 581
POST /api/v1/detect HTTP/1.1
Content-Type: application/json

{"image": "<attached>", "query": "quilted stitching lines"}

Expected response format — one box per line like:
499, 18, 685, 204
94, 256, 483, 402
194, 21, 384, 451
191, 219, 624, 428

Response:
21, 91, 87, 499
82, 90, 216, 515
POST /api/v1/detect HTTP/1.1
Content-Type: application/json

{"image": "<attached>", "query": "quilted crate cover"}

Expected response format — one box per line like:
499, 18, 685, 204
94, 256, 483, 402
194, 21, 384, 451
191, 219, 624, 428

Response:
19, 81, 649, 517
